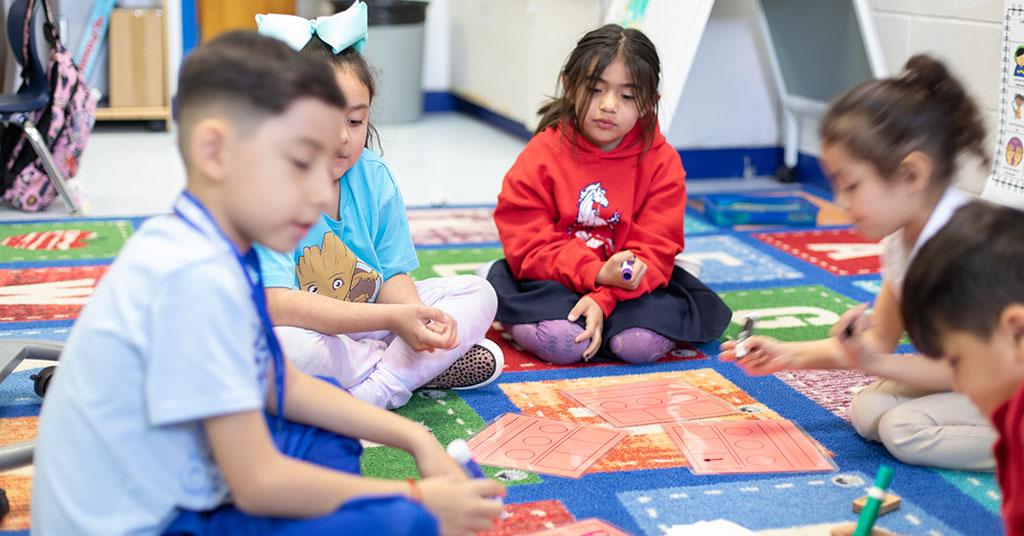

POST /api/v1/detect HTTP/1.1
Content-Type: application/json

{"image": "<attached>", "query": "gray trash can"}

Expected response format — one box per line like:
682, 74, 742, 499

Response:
335, 0, 429, 123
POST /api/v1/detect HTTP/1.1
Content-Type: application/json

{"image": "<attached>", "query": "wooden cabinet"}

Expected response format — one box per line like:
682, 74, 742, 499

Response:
94, 0, 172, 129
198, 0, 294, 43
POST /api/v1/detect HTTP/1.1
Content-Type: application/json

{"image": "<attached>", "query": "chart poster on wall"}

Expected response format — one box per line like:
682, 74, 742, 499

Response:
604, 0, 714, 134
985, 1, 1024, 208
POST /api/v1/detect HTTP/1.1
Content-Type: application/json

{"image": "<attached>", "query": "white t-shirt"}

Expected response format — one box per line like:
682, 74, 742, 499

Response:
881, 188, 969, 299
31, 195, 270, 535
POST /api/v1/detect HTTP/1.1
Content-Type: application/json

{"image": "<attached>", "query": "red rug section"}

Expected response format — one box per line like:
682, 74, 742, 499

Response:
489, 326, 708, 372
0, 265, 110, 323
753, 228, 882, 276
481, 500, 575, 536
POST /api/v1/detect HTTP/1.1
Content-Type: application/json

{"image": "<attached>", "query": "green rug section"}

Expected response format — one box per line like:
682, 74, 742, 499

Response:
933, 468, 1002, 515
719, 284, 911, 345
360, 388, 541, 486
719, 285, 860, 342
0, 220, 133, 262
410, 247, 504, 280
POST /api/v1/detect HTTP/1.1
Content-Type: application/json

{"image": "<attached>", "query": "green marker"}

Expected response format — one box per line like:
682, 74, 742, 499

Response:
853, 465, 894, 536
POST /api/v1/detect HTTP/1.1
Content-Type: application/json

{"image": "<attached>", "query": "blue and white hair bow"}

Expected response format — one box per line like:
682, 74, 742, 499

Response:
256, 1, 367, 54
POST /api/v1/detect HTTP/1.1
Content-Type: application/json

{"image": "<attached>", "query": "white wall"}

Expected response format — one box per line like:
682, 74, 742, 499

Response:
665, 0, 780, 148
423, 0, 1003, 191
422, 0, 450, 91
446, 0, 602, 130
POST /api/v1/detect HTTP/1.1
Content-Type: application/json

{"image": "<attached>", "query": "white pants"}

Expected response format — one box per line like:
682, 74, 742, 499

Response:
849, 379, 997, 472
275, 275, 497, 409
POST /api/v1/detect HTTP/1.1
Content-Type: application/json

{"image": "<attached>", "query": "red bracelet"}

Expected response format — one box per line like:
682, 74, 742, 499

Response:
406, 478, 422, 503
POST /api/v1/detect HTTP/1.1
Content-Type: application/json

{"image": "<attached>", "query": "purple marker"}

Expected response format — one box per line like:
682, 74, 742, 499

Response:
621, 259, 634, 281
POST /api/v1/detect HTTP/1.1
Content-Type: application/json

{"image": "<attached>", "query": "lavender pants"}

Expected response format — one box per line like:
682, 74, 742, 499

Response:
505, 320, 675, 365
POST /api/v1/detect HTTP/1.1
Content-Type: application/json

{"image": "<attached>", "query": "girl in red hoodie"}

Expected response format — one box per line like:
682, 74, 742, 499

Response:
484, 24, 731, 365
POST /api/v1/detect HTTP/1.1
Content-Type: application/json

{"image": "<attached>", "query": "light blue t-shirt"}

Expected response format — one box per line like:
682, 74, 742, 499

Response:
31, 194, 271, 535
257, 148, 418, 302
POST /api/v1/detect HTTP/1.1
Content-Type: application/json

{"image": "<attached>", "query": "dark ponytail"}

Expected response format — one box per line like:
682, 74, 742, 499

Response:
820, 54, 989, 188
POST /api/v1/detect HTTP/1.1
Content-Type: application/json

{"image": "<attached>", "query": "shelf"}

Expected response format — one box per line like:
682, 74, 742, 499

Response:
94, 106, 171, 121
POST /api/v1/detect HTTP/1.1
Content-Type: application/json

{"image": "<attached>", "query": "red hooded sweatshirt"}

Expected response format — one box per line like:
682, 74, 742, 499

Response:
494, 120, 686, 317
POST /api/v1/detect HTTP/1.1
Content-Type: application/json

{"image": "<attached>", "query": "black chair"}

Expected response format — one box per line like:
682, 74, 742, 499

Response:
0, 0, 81, 215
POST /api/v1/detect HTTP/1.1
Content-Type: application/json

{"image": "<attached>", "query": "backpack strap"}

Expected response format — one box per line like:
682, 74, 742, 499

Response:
20, 0, 36, 66
38, 0, 62, 50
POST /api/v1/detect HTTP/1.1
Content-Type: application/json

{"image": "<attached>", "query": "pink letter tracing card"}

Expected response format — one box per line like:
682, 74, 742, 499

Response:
526, 518, 634, 535
561, 378, 741, 427
465, 413, 629, 478
664, 419, 836, 474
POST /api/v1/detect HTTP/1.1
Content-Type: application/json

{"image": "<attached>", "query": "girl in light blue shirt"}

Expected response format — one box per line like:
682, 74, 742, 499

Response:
256, 6, 503, 409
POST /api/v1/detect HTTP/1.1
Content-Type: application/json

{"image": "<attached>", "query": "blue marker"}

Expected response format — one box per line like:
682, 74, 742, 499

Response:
447, 438, 508, 519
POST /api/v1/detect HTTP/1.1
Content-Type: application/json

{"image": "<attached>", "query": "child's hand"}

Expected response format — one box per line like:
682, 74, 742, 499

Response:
568, 296, 604, 361
830, 303, 876, 370
830, 523, 901, 536
412, 440, 467, 480
393, 305, 460, 353
719, 336, 792, 375
596, 251, 647, 290
419, 476, 507, 536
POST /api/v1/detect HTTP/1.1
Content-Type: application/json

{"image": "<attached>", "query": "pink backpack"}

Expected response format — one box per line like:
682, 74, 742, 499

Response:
0, 0, 95, 211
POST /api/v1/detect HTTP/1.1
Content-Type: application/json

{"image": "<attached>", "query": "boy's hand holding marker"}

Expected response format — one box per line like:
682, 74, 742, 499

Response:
447, 439, 510, 520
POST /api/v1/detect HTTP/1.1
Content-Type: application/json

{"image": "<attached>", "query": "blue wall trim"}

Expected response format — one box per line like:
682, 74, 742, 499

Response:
424, 90, 828, 186
181, 0, 198, 56
427, 92, 533, 140
795, 152, 829, 189
677, 146, 782, 180
423, 91, 459, 113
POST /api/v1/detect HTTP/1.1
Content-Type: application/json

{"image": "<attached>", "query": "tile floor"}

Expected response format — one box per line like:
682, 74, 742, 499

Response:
0, 112, 786, 220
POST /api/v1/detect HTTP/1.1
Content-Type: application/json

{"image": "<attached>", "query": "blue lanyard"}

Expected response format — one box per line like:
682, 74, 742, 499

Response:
172, 192, 286, 425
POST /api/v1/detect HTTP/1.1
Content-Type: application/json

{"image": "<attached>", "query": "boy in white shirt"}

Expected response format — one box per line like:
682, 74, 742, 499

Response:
30, 31, 503, 536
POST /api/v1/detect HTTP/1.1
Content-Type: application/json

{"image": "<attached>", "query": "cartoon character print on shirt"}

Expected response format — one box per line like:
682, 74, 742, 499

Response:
296, 232, 382, 303
567, 181, 621, 257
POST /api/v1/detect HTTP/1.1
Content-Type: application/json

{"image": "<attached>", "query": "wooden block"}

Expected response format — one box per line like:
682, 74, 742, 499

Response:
852, 493, 901, 516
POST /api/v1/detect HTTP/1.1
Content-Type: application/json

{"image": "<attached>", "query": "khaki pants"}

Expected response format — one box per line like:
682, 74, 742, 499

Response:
849, 379, 997, 472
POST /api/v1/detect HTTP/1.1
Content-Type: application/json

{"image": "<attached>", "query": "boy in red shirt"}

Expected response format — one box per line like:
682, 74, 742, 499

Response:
899, 200, 1024, 534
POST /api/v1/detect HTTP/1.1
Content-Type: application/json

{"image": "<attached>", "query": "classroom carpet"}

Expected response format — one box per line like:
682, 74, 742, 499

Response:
0, 187, 1005, 535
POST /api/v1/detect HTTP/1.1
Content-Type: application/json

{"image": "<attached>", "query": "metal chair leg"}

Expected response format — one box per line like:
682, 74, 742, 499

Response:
0, 338, 62, 385
0, 440, 33, 469
17, 114, 81, 216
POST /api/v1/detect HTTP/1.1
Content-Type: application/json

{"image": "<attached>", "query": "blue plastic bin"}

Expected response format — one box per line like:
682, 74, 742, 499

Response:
700, 194, 819, 227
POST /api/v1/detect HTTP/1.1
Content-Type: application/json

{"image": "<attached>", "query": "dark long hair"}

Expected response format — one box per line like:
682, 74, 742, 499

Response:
536, 24, 661, 154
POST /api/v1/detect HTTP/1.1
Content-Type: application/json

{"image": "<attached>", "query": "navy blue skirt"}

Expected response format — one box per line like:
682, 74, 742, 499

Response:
486, 259, 732, 361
